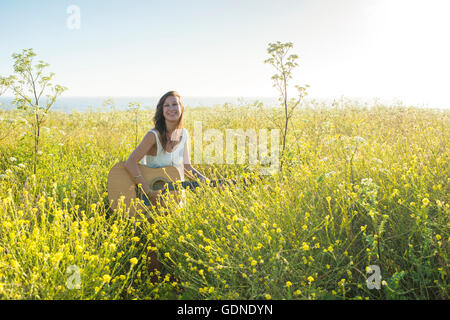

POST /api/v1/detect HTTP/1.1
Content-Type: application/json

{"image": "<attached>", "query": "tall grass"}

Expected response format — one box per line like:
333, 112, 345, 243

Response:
0, 101, 448, 299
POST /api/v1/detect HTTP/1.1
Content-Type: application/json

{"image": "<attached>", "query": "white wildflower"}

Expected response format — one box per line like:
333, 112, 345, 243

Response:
344, 145, 356, 151
353, 136, 367, 144
9, 157, 17, 162
371, 158, 383, 164
325, 171, 336, 177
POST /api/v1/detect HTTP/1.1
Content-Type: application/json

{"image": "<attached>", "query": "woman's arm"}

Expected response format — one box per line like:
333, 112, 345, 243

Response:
124, 131, 159, 199
184, 164, 207, 182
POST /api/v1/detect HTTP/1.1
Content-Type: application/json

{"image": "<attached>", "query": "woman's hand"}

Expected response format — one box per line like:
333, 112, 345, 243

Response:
145, 189, 164, 206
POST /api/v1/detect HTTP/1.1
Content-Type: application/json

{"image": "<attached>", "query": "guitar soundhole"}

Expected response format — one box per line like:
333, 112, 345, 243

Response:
151, 179, 168, 191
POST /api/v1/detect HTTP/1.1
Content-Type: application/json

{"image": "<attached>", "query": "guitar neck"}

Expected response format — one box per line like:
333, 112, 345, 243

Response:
167, 179, 236, 191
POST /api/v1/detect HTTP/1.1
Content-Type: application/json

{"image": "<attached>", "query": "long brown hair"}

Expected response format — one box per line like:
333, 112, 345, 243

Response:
153, 91, 185, 151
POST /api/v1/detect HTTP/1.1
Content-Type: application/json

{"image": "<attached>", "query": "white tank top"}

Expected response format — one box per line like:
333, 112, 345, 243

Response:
140, 127, 188, 181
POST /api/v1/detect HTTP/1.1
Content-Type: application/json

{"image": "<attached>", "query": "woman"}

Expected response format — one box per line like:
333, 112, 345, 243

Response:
124, 91, 208, 282
124, 90, 208, 207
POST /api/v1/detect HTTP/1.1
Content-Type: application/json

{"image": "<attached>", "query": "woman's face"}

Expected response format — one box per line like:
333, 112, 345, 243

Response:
163, 95, 182, 122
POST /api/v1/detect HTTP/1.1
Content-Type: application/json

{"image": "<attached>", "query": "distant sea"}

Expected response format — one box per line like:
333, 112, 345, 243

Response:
0, 96, 447, 113
0, 96, 280, 113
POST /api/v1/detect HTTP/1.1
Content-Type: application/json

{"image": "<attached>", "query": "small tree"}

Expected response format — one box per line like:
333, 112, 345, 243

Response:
263, 41, 308, 172
127, 101, 142, 148
102, 98, 117, 131
103, 98, 116, 112
0, 75, 17, 141
11, 48, 67, 175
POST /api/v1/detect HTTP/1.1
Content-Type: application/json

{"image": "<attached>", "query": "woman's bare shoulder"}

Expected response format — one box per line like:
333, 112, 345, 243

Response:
143, 129, 157, 143
126, 130, 157, 162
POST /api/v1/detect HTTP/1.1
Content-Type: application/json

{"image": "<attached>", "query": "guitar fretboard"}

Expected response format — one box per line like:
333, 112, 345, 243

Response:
167, 179, 236, 191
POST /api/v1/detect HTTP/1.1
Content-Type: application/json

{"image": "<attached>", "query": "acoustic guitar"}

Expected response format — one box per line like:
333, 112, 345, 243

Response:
107, 161, 244, 218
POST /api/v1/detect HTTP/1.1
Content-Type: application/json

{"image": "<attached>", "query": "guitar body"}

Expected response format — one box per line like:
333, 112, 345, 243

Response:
107, 161, 183, 218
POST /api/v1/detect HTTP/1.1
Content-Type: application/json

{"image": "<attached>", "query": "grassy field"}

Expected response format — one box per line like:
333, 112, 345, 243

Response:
0, 102, 448, 299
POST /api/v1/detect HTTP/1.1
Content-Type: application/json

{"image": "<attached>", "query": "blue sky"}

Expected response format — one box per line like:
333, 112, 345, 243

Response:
1, 0, 449, 108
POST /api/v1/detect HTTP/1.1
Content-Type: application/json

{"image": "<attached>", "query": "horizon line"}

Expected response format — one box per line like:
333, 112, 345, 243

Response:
0, 95, 280, 98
